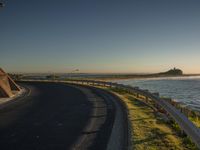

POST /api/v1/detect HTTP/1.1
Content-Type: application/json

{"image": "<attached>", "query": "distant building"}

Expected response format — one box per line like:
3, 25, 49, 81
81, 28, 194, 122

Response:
0, 68, 20, 98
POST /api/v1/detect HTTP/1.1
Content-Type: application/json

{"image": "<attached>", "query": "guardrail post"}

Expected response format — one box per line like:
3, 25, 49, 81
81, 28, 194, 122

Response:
136, 93, 139, 98
152, 92, 159, 97
145, 96, 148, 102
180, 107, 183, 113
109, 83, 112, 88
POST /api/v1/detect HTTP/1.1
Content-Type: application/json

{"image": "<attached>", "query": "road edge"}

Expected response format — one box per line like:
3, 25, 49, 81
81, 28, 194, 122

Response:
73, 84, 129, 150
0, 86, 30, 110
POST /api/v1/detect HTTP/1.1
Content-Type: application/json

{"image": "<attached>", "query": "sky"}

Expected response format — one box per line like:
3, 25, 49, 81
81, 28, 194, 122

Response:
1, 0, 200, 74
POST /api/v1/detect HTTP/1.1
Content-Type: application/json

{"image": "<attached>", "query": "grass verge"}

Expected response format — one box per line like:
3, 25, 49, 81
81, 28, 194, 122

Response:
108, 88, 198, 150
189, 117, 200, 128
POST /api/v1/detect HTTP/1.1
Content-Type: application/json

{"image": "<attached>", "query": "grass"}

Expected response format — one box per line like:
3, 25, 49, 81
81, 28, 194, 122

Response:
189, 116, 200, 128
108, 88, 198, 150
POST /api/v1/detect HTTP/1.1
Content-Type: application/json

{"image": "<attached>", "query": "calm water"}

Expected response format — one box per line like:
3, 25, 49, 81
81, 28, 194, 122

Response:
114, 76, 200, 111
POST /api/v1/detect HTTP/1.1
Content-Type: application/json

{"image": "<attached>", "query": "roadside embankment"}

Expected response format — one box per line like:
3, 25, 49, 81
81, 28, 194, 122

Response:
108, 88, 198, 150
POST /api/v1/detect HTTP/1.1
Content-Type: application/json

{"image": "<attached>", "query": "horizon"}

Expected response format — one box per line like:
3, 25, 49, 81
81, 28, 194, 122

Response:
6, 68, 200, 75
1, 0, 200, 74
4, 67, 200, 75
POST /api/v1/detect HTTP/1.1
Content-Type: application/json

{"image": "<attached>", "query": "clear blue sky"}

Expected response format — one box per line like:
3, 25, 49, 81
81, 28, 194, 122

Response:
1, 0, 200, 73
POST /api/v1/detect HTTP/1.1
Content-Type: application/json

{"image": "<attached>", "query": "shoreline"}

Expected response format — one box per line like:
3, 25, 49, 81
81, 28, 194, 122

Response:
84, 74, 200, 81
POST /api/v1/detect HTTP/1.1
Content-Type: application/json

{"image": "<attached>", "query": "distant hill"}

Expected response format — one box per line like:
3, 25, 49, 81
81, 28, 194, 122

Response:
158, 68, 183, 76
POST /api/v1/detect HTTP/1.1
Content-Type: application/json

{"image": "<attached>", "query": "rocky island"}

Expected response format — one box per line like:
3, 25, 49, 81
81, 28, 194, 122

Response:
158, 68, 183, 76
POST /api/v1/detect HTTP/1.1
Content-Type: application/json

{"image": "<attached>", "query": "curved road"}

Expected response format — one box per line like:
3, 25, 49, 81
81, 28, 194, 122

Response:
0, 82, 127, 150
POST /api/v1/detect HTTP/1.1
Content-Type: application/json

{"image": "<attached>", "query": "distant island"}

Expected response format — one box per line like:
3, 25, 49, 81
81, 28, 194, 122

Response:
157, 68, 183, 76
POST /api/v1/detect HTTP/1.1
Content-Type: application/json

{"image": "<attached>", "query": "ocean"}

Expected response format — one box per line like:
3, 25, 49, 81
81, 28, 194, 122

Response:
114, 76, 200, 112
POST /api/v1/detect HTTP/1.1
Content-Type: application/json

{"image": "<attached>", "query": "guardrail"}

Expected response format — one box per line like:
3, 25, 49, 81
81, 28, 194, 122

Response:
21, 79, 200, 148
63, 79, 200, 148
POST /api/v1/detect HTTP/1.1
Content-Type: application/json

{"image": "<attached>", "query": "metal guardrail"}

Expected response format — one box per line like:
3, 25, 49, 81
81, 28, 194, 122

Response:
21, 79, 200, 148
62, 79, 200, 148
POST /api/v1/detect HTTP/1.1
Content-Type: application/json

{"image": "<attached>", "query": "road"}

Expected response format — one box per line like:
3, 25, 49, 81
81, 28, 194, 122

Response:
0, 82, 127, 150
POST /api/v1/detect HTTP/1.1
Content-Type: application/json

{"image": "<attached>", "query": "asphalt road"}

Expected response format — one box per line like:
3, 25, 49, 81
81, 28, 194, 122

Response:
0, 82, 117, 150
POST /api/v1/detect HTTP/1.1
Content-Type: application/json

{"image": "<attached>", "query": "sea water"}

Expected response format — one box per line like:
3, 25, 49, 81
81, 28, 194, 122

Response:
114, 76, 200, 111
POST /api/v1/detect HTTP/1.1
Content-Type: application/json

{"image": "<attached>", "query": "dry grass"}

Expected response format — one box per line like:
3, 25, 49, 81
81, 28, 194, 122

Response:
189, 117, 200, 128
110, 89, 197, 150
